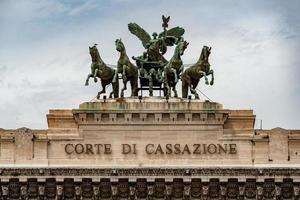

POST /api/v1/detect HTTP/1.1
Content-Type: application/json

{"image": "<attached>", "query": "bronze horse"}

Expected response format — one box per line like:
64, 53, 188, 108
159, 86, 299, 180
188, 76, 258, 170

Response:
85, 44, 119, 99
181, 46, 214, 99
163, 39, 189, 98
115, 39, 138, 97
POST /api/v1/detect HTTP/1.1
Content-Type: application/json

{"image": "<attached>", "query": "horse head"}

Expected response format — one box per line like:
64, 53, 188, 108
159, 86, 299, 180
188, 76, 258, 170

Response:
89, 44, 100, 63
115, 38, 125, 52
176, 40, 189, 56
199, 45, 212, 63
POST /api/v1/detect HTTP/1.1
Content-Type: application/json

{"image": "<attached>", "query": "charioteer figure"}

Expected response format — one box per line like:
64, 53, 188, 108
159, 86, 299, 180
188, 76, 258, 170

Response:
128, 15, 185, 96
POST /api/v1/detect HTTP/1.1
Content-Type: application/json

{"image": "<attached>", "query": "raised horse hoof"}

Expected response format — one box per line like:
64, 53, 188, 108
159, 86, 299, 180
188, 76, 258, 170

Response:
85, 82, 89, 86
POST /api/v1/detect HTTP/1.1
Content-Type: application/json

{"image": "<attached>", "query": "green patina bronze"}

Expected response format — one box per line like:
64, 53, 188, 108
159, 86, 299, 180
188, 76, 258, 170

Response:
128, 15, 184, 63
115, 38, 138, 97
129, 15, 185, 97
163, 39, 189, 98
85, 44, 119, 99
85, 15, 214, 99
181, 46, 214, 99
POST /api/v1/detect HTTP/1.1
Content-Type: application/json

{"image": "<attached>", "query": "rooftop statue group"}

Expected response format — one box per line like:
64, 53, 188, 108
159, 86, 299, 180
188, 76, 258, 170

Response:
85, 16, 214, 99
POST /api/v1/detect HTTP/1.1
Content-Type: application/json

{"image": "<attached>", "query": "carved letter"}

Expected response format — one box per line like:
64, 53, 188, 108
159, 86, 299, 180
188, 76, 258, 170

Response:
104, 144, 112, 154
166, 144, 173, 154
174, 144, 181, 154
207, 144, 217, 154
65, 144, 74, 154
155, 144, 164, 154
94, 144, 103, 154
85, 144, 94, 154
122, 144, 132, 154
75, 144, 84, 154
182, 144, 191, 154
229, 144, 237, 154
132, 144, 137, 154
193, 144, 201, 154
218, 144, 227, 154
145, 144, 154, 154
202, 144, 207, 154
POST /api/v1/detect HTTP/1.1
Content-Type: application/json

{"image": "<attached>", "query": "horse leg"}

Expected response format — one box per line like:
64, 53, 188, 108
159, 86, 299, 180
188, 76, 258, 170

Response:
148, 69, 154, 96
162, 68, 169, 98
109, 90, 114, 98
93, 69, 99, 82
172, 84, 178, 98
204, 74, 209, 85
149, 77, 153, 96
121, 79, 127, 97
181, 73, 190, 98
156, 68, 163, 83
172, 68, 178, 83
182, 80, 188, 98
164, 77, 170, 98
191, 86, 199, 99
85, 73, 93, 86
113, 79, 119, 98
171, 68, 178, 97
208, 69, 214, 85
190, 79, 200, 99
198, 70, 209, 85
97, 82, 106, 99
130, 77, 138, 97
112, 70, 118, 83
109, 82, 115, 98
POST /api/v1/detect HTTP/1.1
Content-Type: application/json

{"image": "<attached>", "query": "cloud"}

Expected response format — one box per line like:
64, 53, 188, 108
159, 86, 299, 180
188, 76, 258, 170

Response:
0, 0, 299, 129
68, 0, 99, 16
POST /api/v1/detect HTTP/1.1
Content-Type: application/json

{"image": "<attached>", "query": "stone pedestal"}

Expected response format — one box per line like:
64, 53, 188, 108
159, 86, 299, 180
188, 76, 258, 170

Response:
0, 97, 300, 199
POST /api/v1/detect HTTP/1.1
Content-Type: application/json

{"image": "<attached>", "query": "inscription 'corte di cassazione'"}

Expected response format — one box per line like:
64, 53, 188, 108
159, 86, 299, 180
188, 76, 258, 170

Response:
65, 143, 237, 155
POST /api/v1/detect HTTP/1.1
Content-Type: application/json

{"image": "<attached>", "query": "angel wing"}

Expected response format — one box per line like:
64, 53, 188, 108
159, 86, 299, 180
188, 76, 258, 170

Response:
159, 26, 185, 39
128, 23, 151, 49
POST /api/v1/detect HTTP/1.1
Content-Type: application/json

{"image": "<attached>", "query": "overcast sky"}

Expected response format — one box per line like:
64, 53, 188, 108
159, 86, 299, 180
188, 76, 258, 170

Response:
0, 0, 299, 129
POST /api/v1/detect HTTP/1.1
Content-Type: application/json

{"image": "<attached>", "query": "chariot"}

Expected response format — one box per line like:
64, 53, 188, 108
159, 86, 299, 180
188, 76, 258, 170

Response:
134, 58, 165, 96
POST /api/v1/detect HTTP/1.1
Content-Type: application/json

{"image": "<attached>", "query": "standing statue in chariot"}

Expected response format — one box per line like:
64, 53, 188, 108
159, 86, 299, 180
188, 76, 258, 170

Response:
129, 15, 185, 96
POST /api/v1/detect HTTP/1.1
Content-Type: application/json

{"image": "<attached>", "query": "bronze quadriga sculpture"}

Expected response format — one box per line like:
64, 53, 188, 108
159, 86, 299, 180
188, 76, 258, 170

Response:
85, 16, 214, 99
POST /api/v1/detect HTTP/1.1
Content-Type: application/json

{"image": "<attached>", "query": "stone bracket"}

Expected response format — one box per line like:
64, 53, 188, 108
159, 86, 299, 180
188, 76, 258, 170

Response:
73, 111, 229, 126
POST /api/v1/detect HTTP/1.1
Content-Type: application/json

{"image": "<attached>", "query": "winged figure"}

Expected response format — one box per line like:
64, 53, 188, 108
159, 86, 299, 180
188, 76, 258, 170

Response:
128, 15, 185, 63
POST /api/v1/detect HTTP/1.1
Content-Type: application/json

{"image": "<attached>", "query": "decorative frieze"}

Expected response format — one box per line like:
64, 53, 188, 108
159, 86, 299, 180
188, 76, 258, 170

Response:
1, 167, 300, 177
81, 178, 93, 199
73, 111, 228, 125
27, 178, 38, 199
45, 178, 57, 199
0, 177, 299, 200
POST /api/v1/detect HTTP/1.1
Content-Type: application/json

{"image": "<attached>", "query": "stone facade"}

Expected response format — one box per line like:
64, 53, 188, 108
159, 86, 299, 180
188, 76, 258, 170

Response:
0, 97, 300, 199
